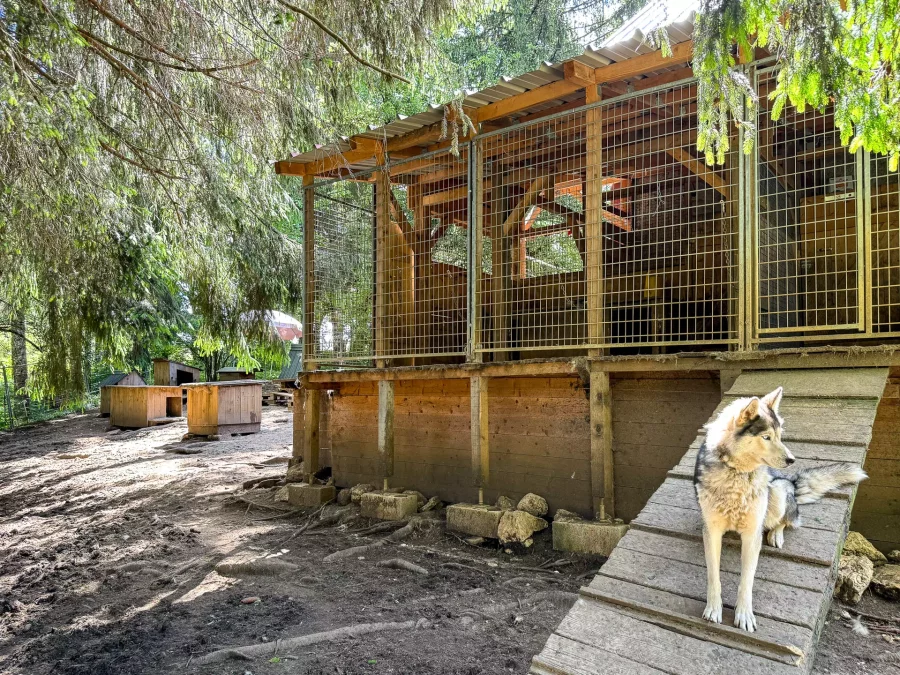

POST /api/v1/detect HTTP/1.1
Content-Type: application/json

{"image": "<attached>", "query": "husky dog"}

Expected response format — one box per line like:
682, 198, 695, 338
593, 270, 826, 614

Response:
694, 386, 866, 632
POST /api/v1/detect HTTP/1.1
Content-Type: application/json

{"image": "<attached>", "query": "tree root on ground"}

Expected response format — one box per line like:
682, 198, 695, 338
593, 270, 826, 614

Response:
440, 562, 489, 575
195, 620, 418, 664
323, 540, 386, 562
348, 520, 408, 536
215, 559, 299, 577
485, 591, 578, 617
502, 575, 565, 586
375, 558, 428, 575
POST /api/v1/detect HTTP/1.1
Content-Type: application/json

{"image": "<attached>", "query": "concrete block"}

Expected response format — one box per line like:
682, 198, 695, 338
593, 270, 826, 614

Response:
287, 483, 335, 507
552, 519, 629, 556
360, 492, 418, 521
447, 503, 502, 539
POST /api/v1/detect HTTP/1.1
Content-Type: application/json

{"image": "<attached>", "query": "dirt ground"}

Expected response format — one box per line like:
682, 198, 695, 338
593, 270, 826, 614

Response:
0, 409, 897, 675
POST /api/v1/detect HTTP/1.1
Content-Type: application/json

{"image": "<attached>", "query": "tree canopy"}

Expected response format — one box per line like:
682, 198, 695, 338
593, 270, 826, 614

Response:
694, 0, 900, 169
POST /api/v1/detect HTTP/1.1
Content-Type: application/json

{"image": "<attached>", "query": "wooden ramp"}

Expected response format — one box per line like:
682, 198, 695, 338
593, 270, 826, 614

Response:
531, 368, 889, 675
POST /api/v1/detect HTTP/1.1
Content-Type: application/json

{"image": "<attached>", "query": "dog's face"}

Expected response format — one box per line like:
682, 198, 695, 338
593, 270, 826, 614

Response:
718, 387, 796, 472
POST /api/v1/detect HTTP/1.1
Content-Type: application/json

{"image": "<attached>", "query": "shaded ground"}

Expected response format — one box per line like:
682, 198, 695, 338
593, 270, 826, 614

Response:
0, 409, 897, 674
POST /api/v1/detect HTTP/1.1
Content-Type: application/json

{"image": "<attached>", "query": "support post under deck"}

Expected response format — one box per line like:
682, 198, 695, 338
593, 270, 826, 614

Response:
378, 379, 395, 489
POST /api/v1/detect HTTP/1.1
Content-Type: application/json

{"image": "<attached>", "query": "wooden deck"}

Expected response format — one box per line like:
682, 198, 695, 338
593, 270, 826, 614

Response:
531, 368, 889, 675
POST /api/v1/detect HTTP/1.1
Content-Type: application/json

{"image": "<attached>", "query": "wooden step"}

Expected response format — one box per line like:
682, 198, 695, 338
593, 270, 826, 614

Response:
148, 416, 185, 426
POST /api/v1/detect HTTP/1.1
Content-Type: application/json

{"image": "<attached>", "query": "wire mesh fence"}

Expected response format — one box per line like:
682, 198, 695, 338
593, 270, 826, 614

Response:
300, 73, 900, 367
0, 363, 118, 430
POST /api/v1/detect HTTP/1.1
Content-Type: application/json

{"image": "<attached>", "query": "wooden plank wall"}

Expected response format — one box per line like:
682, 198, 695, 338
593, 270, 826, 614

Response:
329, 377, 593, 513
611, 373, 721, 521
852, 372, 900, 552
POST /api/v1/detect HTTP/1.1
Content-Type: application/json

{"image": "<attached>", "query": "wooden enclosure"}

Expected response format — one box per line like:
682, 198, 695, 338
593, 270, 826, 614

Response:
279, 40, 900, 552
109, 385, 184, 428
152, 359, 202, 386
98, 371, 146, 416
185, 381, 262, 436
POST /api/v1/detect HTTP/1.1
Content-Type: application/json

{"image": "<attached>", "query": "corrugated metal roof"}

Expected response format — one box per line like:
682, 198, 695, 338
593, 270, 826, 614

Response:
278, 1, 698, 174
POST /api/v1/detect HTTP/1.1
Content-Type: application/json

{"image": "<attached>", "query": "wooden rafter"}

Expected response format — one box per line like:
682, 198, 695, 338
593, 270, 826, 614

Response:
503, 176, 550, 236
666, 147, 729, 196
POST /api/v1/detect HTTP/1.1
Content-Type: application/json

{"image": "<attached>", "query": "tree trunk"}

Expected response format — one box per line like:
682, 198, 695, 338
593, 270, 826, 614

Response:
11, 311, 27, 396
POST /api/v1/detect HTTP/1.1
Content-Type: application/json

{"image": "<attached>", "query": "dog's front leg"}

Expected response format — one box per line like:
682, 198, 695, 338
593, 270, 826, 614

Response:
702, 523, 724, 623
735, 527, 762, 632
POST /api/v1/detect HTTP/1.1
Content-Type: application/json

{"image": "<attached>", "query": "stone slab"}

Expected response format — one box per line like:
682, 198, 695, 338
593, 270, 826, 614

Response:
447, 503, 502, 539
553, 519, 628, 556
360, 492, 418, 521
287, 483, 335, 507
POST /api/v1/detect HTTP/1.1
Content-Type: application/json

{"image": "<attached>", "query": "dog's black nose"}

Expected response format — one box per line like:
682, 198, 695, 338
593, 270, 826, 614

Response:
786, 456, 795, 465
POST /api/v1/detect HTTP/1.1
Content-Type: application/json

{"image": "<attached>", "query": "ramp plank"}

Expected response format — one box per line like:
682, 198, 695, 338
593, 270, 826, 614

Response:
726, 369, 889, 400
616, 528, 831, 592
530, 634, 666, 675
554, 599, 800, 675
582, 576, 814, 666
597, 547, 823, 629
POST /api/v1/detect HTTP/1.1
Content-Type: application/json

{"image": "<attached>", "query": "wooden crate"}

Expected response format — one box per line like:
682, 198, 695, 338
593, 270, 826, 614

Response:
185, 381, 262, 436
109, 386, 184, 428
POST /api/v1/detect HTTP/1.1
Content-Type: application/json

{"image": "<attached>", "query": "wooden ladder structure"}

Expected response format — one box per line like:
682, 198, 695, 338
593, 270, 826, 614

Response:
531, 368, 889, 675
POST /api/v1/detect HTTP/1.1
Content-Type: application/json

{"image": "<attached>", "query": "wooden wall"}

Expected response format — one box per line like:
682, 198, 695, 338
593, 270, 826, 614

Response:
611, 373, 722, 521
329, 377, 592, 513
852, 372, 900, 552
326, 373, 721, 519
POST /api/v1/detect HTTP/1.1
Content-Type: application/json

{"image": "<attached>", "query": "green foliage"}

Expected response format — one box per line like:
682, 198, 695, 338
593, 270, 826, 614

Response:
695, 0, 900, 169
0, 0, 488, 396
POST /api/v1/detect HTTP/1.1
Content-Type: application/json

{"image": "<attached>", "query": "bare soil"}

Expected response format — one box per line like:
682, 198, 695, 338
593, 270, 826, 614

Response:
0, 409, 897, 675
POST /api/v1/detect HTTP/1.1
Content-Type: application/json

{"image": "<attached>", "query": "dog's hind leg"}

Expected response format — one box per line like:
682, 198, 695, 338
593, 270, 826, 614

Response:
702, 522, 724, 624
735, 527, 762, 632
766, 524, 785, 549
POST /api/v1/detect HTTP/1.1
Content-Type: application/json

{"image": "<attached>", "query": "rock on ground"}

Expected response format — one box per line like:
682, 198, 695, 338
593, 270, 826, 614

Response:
497, 510, 548, 544
350, 483, 376, 504
495, 496, 516, 511
285, 463, 305, 483
517, 493, 548, 517
834, 554, 874, 605
336, 488, 352, 506
870, 564, 900, 601
553, 509, 582, 522
888, 550, 900, 564
274, 486, 290, 502
843, 531, 887, 566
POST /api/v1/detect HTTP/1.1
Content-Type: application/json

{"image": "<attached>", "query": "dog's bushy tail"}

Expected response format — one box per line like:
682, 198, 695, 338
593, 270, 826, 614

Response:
793, 463, 867, 504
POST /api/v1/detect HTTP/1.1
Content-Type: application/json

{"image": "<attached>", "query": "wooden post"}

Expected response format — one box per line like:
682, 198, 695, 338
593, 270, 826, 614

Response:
375, 144, 391, 367
302, 174, 316, 368
2, 367, 14, 430
590, 364, 614, 519
378, 379, 395, 489
292, 388, 304, 462
585, 84, 605, 353
470, 376, 489, 504
469, 142, 485, 362
304, 389, 321, 484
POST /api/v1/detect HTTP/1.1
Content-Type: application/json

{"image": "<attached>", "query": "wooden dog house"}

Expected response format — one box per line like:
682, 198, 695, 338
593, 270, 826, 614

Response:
98, 371, 146, 416
108, 385, 184, 428
152, 358, 202, 386
185, 381, 262, 436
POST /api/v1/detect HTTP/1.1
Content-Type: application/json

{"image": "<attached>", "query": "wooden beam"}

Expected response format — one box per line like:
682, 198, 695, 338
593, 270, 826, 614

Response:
470, 376, 489, 504
585, 84, 604, 352
304, 389, 321, 484
378, 380, 395, 488
274, 160, 307, 176
292, 388, 304, 462
492, 183, 510, 359
564, 60, 596, 87
666, 147, 729, 196
593, 40, 693, 84
422, 185, 468, 207
589, 364, 614, 519
375, 143, 390, 365
472, 79, 582, 125
503, 177, 550, 235
302, 174, 316, 368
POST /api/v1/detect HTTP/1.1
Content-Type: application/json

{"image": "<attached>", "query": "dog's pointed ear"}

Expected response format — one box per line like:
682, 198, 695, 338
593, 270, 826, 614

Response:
761, 386, 783, 413
736, 397, 760, 426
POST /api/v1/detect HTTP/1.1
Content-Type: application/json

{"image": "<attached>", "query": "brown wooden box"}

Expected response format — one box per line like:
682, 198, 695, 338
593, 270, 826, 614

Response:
185, 380, 262, 436
109, 385, 184, 428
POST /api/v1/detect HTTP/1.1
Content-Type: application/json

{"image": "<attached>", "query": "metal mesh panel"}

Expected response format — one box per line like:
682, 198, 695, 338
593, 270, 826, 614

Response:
477, 80, 739, 353
385, 147, 470, 359
870, 154, 900, 334
756, 71, 862, 338
310, 174, 376, 363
